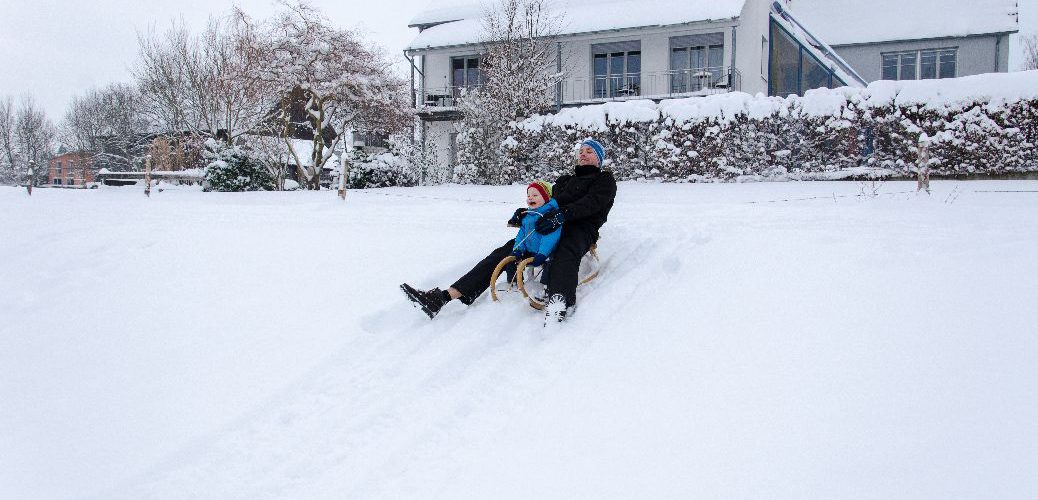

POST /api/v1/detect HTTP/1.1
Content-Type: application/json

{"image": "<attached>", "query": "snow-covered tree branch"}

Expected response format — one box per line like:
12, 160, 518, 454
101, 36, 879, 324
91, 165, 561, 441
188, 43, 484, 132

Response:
456, 0, 565, 184
61, 84, 152, 171
244, 1, 411, 190
133, 14, 273, 143
1022, 35, 1038, 72
0, 95, 56, 187
0, 97, 17, 185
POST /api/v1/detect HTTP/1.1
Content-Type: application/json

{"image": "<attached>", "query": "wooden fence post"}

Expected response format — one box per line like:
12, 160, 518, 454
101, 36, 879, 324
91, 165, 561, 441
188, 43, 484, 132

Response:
144, 155, 152, 198
917, 135, 931, 194
337, 159, 348, 201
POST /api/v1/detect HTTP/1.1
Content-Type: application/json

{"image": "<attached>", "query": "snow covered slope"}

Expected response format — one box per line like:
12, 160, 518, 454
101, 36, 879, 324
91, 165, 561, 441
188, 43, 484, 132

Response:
2, 181, 1037, 499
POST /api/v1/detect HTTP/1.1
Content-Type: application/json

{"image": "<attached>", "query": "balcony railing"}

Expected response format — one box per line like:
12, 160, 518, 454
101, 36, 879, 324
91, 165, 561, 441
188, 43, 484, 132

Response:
416, 67, 740, 112
418, 85, 480, 109
565, 67, 741, 103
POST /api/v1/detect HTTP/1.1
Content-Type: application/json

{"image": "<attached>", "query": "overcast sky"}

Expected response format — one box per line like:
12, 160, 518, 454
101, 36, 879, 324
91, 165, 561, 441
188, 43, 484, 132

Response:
0, 0, 430, 119
1, 0, 1035, 120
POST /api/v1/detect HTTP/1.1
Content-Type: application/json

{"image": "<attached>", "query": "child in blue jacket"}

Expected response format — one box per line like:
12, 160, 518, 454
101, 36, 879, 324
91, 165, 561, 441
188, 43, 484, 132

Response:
510, 180, 561, 271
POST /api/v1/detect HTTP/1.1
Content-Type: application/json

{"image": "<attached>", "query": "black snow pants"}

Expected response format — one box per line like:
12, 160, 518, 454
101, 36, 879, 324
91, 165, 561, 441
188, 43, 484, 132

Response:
451, 239, 516, 305
544, 224, 596, 307
451, 224, 596, 307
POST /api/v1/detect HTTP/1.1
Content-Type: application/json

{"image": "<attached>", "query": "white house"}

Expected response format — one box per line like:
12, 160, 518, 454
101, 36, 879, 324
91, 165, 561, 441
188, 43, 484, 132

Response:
404, 0, 1017, 168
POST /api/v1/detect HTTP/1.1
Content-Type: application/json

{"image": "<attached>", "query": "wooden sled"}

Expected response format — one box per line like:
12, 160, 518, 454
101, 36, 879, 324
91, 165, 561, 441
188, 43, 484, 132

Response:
489, 244, 601, 310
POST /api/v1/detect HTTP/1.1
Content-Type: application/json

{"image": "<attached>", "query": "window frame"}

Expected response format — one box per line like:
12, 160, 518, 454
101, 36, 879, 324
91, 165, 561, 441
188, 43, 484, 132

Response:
761, 36, 768, 79
669, 43, 725, 93
768, 18, 841, 96
592, 50, 641, 98
450, 55, 483, 93
880, 47, 957, 80
591, 40, 643, 99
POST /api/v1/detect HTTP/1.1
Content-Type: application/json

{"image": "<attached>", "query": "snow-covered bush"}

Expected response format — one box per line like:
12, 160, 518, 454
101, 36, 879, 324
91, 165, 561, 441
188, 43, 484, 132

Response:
493, 71, 1038, 183
203, 140, 274, 192
344, 148, 418, 189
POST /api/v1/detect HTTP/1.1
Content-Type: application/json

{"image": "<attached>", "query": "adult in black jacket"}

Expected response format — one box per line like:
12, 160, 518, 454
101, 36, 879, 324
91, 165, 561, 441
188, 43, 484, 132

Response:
402, 139, 617, 322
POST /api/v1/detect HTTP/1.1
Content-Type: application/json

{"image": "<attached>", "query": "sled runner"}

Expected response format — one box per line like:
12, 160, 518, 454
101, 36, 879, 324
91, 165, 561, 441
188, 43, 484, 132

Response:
489, 244, 601, 310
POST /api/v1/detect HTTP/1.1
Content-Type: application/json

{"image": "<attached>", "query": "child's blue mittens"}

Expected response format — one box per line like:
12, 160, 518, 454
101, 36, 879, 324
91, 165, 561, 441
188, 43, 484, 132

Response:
531, 253, 548, 267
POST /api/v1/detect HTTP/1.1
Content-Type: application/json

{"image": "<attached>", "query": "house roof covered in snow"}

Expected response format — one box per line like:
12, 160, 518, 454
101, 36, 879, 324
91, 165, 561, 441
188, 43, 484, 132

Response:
790, 0, 1019, 46
407, 0, 745, 51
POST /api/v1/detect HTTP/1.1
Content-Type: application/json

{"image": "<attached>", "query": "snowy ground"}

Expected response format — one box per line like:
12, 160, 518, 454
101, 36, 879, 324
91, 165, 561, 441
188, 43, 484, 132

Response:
2, 181, 1036, 500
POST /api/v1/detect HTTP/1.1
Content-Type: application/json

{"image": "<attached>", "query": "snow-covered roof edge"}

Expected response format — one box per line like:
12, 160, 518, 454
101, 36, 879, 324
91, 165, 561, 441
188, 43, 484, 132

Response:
408, 0, 487, 28
406, 0, 745, 52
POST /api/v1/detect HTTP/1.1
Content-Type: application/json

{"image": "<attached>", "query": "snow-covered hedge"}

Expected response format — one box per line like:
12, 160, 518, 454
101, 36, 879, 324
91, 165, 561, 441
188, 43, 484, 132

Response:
500, 71, 1038, 183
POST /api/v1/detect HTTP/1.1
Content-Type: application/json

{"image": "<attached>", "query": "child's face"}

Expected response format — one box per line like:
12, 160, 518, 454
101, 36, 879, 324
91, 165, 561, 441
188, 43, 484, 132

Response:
527, 187, 546, 208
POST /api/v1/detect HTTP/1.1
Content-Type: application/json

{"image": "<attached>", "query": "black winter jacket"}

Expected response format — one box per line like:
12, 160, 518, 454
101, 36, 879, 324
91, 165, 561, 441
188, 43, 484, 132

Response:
553, 165, 617, 238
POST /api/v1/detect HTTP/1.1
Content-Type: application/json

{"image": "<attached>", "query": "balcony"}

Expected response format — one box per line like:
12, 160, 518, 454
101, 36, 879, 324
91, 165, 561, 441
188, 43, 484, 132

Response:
563, 67, 741, 105
415, 85, 477, 121
415, 67, 740, 119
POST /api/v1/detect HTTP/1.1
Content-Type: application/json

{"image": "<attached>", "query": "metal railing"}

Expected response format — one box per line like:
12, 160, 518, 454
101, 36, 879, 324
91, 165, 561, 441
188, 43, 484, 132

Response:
564, 67, 741, 103
418, 85, 481, 109
416, 67, 741, 112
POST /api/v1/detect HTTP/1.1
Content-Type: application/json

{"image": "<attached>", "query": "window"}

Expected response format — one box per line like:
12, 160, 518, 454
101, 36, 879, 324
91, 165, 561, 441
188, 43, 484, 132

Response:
768, 19, 841, 96
451, 56, 481, 96
770, 21, 800, 96
53, 178, 61, 185
592, 41, 641, 98
669, 34, 725, 94
881, 48, 956, 80
801, 51, 831, 90
761, 36, 768, 78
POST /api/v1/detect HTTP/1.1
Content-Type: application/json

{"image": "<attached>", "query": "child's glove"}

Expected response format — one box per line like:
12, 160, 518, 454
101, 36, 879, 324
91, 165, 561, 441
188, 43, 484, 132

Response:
535, 208, 565, 234
531, 253, 548, 267
511, 249, 524, 260
507, 208, 526, 227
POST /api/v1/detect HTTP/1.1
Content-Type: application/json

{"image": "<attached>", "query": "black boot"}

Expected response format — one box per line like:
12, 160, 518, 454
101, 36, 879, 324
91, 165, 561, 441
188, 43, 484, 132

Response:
401, 283, 449, 319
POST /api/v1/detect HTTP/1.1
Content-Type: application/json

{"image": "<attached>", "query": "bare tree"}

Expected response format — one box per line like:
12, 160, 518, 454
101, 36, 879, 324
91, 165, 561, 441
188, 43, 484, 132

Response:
13, 96, 57, 187
61, 83, 151, 171
0, 97, 17, 184
247, 1, 411, 189
242, 131, 292, 190
456, 0, 565, 184
134, 14, 272, 143
1022, 35, 1038, 71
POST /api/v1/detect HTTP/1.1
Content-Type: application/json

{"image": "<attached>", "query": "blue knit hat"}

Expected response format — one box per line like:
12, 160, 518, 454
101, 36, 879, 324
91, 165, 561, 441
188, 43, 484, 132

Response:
581, 139, 606, 166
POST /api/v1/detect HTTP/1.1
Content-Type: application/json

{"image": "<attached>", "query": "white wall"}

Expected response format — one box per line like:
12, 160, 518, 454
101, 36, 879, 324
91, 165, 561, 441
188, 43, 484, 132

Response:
735, 0, 777, 95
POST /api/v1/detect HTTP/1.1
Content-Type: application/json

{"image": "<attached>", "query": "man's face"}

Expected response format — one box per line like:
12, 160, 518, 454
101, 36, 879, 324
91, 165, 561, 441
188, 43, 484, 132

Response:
527, 187, 547, 208
576, 145, 600, 167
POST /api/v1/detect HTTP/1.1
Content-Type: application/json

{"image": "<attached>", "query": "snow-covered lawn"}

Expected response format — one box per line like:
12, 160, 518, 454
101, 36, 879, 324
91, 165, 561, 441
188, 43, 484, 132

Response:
2, 181, 1036, 500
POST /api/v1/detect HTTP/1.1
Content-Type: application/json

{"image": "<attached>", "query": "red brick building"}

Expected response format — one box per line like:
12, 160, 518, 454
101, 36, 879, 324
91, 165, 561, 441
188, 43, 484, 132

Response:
48, 152, 96, 187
